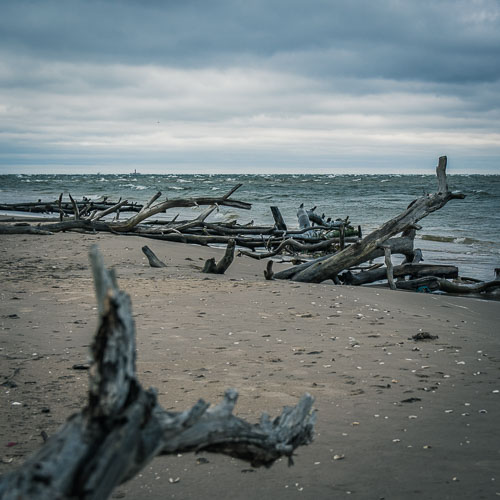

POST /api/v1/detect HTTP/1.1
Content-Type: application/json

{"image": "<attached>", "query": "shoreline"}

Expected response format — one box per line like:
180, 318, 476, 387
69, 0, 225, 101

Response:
1, 232, 499, 498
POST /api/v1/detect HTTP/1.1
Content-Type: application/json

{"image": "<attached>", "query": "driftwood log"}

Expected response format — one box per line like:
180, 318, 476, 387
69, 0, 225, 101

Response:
264, 260, 274, 280
276, 157, 465, 283
141, 245, 167, 268
273, 235, 416, 281
395, 276, 500, 294
341, 263, 459, 286
202, 239, 236, 274
0, 247, 315, 500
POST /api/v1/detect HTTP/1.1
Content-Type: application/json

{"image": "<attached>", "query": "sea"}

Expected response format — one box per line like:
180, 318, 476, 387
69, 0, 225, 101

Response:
1, 173, 499, 282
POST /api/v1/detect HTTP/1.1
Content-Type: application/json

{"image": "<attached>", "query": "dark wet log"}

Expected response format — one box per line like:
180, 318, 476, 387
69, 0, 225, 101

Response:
433, 278, 500, 294
238, 238, 338, 260
0, 224, 53, 235
281, 157, 464, 283
342, 263, 459, 286
0, 247, 315, 500
142, 245, 167, 268
270, 206, 287, 231
395, 276, 500, 294
264, 260, 274, 280
202, 239, 236, 274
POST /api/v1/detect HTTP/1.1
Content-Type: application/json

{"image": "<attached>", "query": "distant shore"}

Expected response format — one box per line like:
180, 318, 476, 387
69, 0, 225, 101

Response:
1, 232, 499, 499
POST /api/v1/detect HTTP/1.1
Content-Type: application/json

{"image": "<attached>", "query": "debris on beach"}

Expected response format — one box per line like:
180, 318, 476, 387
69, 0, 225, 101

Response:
411, 332, 439, 341
1, 156, 499, 297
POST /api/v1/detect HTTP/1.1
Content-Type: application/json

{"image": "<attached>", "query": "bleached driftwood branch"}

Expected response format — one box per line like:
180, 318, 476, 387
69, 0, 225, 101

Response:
0, 247, 315, 500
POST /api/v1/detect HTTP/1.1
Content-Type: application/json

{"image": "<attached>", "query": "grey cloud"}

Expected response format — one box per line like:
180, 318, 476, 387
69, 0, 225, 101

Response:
1, 0, 499, 84
1, 0, 499, 173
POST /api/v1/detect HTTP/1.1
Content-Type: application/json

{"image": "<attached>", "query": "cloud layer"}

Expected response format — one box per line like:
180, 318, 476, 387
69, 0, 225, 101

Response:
1, 0, 499, 173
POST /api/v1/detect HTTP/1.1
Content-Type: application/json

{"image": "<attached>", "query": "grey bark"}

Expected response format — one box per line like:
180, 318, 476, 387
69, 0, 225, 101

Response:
341, 263, 459, 286
395, 276, 500, 294
274, 235, 416, 281
141, 245, 167, 268
264, 260, 274, 280
0, 247, 315, 500
270, 206, 287, 231
202, 239, 236, 274
279, 157, 464, 283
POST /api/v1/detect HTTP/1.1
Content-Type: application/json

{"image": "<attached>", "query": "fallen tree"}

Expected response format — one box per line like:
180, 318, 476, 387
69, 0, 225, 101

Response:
275, 157, 465, 283
0, 247, 315, 500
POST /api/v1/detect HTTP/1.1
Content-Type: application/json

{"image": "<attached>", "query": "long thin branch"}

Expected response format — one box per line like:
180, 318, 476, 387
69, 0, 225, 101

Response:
108, 185, 251, 232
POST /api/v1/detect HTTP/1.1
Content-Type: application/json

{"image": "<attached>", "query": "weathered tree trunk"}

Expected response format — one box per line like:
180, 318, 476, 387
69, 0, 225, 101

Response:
278, 157, 464, 283
394, 276, 500, 294
0, 247, 315, 500
238, 238, 338, 260
264, 260, 274, 280
341, 263, 459, 286
202, 239, 236, 274
141, 245, 167, 268
0, 225, 53, 235
274, 235, 416, 281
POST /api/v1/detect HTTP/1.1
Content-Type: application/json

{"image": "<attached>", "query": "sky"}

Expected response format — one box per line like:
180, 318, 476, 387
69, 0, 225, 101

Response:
0, 0, 499, 174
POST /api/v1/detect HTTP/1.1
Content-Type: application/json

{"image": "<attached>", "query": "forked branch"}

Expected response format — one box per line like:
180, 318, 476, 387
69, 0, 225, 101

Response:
0, 246, 315, 500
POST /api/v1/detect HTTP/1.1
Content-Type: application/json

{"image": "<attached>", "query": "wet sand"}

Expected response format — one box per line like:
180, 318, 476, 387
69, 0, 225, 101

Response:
1, 232, 499, 499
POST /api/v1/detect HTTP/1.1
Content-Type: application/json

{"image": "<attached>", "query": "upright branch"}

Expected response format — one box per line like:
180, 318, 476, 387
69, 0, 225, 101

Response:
0, 247, 315, 500
202, 239, 236, 274
141, 245, 167, 268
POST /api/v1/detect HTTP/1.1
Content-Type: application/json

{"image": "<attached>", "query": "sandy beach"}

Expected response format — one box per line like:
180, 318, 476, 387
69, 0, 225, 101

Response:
1, 232, 499, 499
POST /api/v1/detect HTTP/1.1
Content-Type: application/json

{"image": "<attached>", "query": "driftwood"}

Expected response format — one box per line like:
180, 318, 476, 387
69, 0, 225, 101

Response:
274, 235, 416, 281
276, 157, 464, 283
0, 224, 53, 235
238, 238, 339, 260
202, 239, 236, 274
108, 185, 250, 232
0, 247, 315, 500
341, 263, 459, 286
264, 260, 274, 280
395, 276, 500, 294
141, 245, 167, 268
270, 206, 287, 231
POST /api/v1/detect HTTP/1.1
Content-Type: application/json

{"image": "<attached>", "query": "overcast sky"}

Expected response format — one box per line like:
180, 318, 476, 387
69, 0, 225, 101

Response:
1, 0, 499, 174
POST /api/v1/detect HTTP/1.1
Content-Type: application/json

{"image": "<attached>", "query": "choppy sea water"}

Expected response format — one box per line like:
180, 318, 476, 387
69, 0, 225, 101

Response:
1, 173, 499, 281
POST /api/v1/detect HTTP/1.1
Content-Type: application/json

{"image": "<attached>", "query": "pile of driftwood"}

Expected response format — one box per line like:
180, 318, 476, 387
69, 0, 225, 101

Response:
0, 184, 360, 256
1, 156, 499, 296
0, 247, 315, 500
